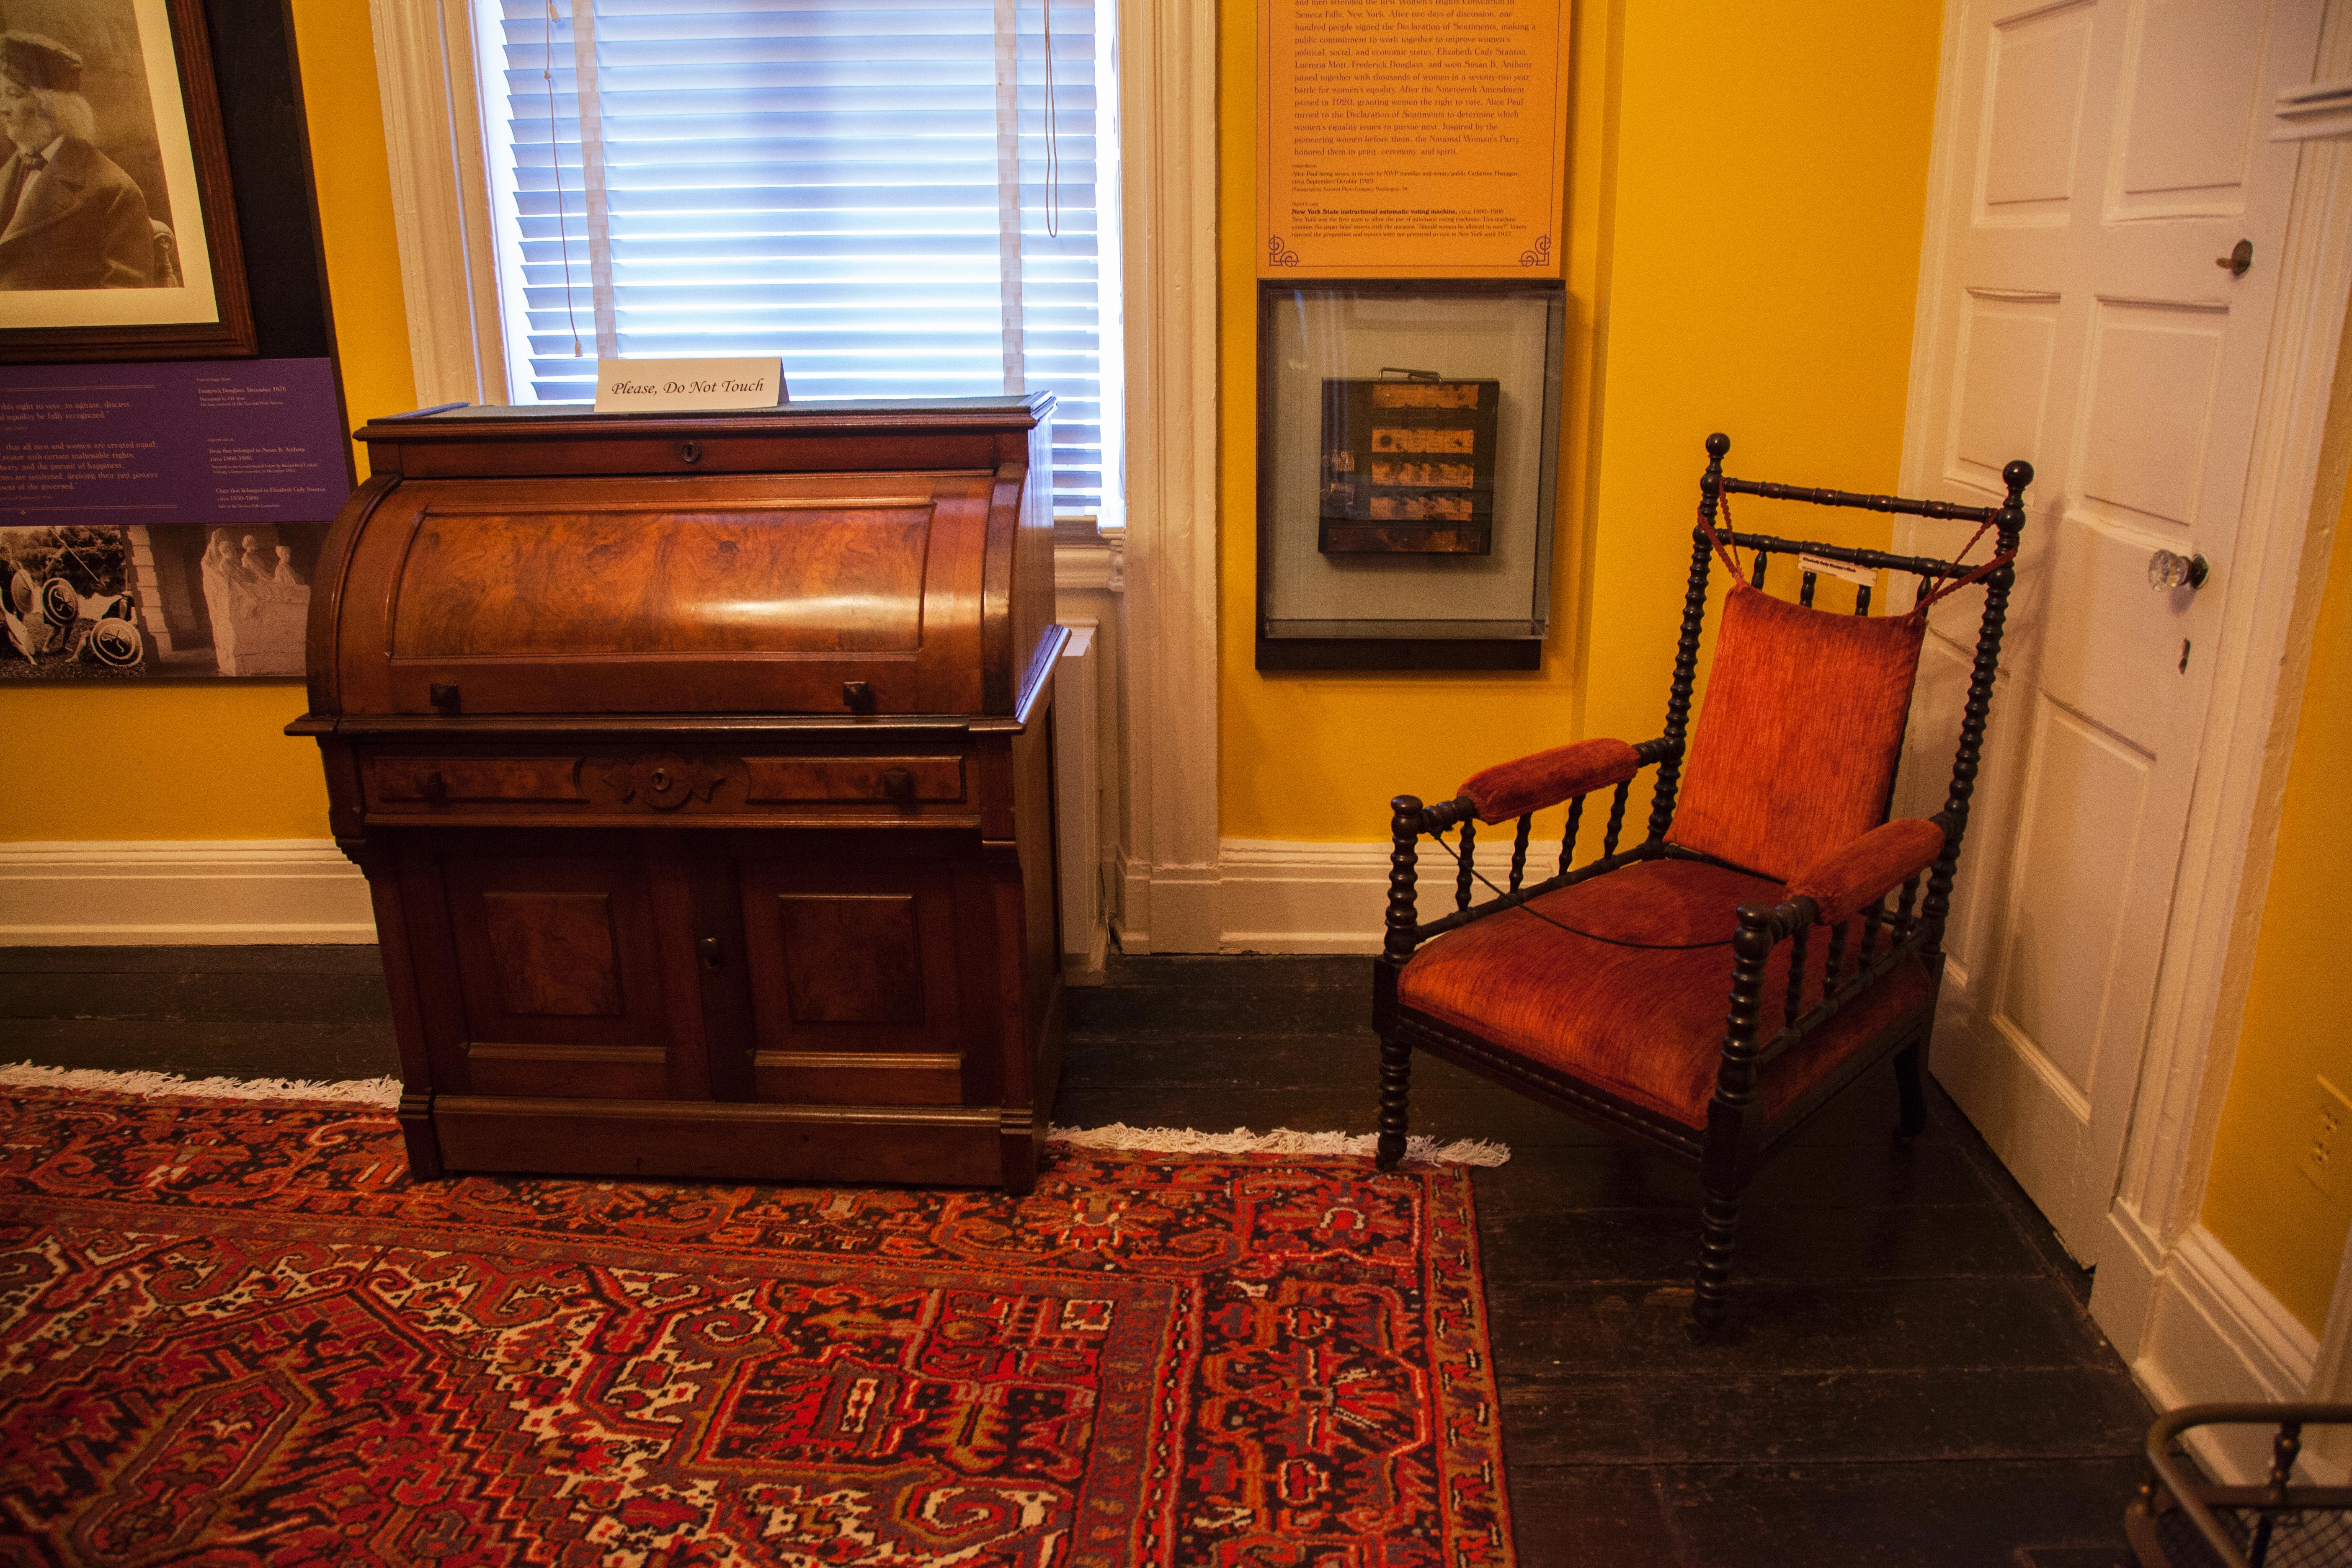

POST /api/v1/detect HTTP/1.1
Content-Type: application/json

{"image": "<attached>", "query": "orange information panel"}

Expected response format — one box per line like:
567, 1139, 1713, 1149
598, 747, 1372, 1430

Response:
1258, 0, 1569, 277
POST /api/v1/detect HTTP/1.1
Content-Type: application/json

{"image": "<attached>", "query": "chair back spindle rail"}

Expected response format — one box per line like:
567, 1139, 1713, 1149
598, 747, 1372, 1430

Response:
1560, 794, 1585, 874
1923, 460, 2033, 939
1644, 473, 1722, 847
1799, 570, 1817, 607
1456, 818, 1477, 912
1751, 551, 1770, 589
1510, 815, 1532, 892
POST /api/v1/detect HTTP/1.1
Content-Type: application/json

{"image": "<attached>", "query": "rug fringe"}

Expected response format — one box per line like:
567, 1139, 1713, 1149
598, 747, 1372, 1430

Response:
0, 1067, 1509, 1166
1046, 1122, 1510, 1167
0, 1060, 403, 1107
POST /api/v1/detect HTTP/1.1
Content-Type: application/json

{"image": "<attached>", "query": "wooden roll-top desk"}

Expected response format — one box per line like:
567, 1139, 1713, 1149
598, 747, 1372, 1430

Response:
292, 397, 1066, 1192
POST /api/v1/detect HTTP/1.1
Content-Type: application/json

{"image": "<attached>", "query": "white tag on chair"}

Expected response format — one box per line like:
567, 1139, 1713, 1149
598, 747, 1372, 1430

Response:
1797, 552, 1877, 587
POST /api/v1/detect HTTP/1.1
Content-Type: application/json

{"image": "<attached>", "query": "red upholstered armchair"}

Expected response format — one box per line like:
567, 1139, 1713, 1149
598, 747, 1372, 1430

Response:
1372, 433, 2033, 1331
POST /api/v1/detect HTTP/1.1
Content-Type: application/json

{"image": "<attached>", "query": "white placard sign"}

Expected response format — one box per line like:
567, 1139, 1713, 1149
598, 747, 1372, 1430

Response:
1797, 552, 1879, 587
594, 358, 785, 413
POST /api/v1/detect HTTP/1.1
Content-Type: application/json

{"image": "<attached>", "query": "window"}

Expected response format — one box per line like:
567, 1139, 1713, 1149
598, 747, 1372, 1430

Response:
472, 0, 1121, 524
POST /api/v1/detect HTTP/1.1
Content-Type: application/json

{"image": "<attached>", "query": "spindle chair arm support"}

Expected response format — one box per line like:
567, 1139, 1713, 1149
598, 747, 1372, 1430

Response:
1708, 854, 1943, 1118
1382, 738, 1680, 964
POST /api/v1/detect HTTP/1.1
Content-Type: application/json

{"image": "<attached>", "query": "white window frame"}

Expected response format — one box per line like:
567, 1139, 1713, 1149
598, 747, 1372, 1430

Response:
368, 0, 1222, 951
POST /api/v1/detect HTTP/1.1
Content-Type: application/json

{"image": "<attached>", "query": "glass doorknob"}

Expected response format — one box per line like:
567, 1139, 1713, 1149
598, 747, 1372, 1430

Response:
2148, 549, 2209, 591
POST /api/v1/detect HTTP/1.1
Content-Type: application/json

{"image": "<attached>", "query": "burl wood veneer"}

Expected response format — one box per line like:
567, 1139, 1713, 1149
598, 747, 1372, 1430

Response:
293, 397, 1066, 1192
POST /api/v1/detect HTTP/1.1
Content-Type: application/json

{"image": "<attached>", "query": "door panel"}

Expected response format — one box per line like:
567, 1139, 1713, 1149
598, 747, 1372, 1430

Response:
1899, 0, 2320, 1260
440, 849, 676, 1099
2074, 302, 2228, 532
1991, 696, 2153, 1094
2109, 0, 2269, 216
738, 854, 975, 1106
1981, 3, 2098, 220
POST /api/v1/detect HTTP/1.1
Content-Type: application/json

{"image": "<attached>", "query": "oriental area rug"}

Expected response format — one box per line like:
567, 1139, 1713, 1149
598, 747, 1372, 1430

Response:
0, 1075, 1514, 1566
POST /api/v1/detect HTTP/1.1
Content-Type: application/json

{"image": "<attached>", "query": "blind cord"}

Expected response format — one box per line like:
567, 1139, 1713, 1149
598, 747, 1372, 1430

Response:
1042, 0, 1060, 238
546, 1, 583, 357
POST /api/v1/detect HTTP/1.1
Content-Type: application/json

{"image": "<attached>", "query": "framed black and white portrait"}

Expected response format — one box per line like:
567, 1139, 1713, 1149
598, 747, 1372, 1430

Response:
0, 0, 253, 361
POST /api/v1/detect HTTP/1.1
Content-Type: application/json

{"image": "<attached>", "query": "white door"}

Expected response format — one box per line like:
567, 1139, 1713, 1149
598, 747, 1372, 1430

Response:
1893, 0, 2323, 1264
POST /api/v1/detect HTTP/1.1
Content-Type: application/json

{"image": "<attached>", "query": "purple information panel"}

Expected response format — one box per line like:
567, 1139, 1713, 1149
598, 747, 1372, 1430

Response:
0, 359, 350, 528
0, 359, 350, 681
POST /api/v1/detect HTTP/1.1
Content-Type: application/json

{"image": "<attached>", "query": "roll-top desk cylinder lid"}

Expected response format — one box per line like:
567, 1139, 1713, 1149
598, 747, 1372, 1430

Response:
307, 397, 1058, 722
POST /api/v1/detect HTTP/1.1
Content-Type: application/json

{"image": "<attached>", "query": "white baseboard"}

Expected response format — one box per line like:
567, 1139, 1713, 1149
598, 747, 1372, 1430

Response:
0, 841, 377, 945
1217, 838, 1465, 954
2097, 1211, 2321, 1484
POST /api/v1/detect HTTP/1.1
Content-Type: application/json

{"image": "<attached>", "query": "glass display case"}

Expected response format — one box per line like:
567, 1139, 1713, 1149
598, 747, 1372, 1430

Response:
1257, 279, 1566, 669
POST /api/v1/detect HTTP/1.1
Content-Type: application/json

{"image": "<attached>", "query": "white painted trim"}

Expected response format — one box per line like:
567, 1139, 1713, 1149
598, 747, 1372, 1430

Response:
1053, 621, 1111, 986
0, 841, 376, 946
1108, 0, 1220, 954
1053, 539, 1125, 593
2275, 74, 2352, 140
1219, 840, 1390, 954
2310, 1220, 2352, 1479
369, 0, 509, 408
2121, 1220, 2322, 1483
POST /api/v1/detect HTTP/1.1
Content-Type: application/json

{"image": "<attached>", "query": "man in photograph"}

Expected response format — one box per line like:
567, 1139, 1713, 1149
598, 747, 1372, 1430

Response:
0, 31, 153, 290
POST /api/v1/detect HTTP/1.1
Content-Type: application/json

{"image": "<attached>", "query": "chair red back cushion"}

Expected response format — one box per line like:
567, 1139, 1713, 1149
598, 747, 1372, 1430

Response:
1667, 583, 1928, 880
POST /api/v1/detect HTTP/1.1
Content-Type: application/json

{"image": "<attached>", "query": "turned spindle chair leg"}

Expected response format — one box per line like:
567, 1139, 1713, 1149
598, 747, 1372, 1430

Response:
1376, 1034, 1412, 1170
1694, 1190, 1741, 1332
1893, 1039, 1928, 1142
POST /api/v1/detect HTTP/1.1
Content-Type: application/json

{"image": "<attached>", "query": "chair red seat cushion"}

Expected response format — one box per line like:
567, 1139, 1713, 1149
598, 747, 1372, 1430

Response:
1397, 859, 1936, 1130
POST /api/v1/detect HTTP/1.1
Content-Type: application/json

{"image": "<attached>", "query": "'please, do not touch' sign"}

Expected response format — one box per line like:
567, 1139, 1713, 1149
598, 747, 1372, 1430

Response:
594, 358, 786, 413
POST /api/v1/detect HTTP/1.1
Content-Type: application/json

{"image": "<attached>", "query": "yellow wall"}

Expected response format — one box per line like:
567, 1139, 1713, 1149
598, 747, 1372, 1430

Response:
2203, 461, 2352, 1336
0, 1, 415, 842
1219, 1, 1947, 841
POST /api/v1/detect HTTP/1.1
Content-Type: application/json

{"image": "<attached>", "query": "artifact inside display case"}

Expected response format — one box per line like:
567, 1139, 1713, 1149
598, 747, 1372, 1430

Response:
1318, 373, 1499, 555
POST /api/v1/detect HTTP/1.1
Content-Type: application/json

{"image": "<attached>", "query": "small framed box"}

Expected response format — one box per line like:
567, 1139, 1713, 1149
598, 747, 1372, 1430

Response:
1259, 280, 1565, 669
1318, 374, 1500, 555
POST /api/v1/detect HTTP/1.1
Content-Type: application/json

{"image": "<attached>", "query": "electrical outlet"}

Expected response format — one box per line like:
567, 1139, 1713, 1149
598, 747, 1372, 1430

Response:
2300, 1077, 2351, 1199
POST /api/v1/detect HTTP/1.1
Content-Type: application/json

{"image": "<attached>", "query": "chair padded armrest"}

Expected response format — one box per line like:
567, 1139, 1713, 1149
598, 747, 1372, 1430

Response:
1459, 738, 1642, 825
1784, 818, 1945, 924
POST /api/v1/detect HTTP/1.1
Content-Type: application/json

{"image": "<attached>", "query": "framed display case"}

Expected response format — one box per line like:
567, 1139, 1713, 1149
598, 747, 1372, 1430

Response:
1258, 279, 1566, 669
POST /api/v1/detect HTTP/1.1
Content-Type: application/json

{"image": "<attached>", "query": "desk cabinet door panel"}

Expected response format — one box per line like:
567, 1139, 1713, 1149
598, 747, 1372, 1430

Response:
441, 852, 678, 1099
736, 855, 983, 1105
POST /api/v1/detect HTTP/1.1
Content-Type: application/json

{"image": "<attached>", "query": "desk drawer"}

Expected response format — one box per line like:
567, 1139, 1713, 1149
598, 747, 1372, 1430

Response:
366, 756, 586, 810
744, 756, 964, 805
360, 750, 970, 819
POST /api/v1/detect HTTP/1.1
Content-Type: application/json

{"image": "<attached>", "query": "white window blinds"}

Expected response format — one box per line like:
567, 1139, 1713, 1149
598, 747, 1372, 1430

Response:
474, 0, 1119, 521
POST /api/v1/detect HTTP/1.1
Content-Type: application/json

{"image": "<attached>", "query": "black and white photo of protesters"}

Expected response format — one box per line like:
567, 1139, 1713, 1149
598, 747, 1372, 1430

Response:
0, 522, 144, 674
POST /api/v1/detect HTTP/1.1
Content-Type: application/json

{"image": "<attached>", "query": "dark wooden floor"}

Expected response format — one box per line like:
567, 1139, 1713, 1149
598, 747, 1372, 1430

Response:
2, 946, 2150, 1567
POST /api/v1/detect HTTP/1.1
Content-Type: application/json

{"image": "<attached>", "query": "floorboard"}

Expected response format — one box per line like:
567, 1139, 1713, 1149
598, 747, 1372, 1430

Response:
0, 946, 2149, 1565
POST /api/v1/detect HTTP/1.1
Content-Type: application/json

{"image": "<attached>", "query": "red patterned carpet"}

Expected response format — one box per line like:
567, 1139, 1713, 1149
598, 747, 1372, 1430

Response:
0, 1086, 1513, 1565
